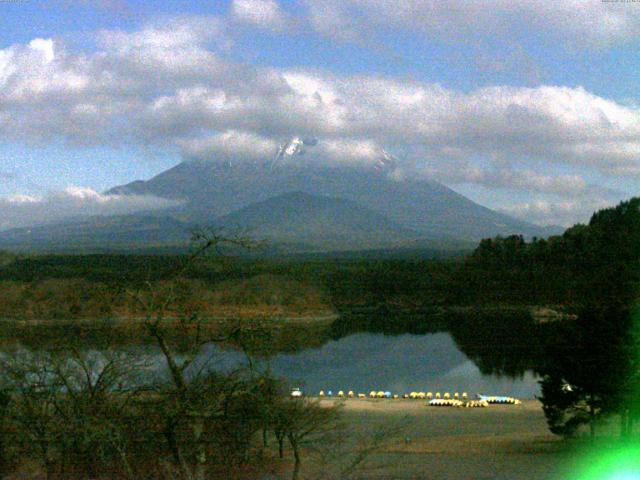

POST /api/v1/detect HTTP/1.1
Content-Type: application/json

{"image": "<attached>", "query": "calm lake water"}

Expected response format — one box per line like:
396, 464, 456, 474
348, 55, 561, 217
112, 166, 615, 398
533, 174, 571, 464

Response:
3, 316, 542, 398
192, 332, 540, 398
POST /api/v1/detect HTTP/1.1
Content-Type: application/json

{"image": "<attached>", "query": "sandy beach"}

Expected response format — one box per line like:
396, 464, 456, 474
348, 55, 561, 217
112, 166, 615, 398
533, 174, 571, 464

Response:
289, 398, 576, 479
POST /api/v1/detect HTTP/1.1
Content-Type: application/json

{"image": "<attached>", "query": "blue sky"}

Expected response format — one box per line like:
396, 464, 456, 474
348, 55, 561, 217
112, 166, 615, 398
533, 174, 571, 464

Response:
1, 0, 639, 228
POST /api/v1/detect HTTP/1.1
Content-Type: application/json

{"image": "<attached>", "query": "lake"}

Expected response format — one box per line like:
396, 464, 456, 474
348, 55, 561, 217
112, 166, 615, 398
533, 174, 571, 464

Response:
190, 331, 540, 398
1, 311, 544, 399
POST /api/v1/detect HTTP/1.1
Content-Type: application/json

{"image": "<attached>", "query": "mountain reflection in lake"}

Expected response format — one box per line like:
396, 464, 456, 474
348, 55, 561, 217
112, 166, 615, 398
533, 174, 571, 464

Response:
2, 313, 544, 398
193, 332, 540, 398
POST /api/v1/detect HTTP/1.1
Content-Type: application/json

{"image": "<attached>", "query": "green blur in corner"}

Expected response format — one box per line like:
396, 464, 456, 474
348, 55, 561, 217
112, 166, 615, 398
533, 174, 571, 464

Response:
576, 305, 640, 480
572, 445, 640, 480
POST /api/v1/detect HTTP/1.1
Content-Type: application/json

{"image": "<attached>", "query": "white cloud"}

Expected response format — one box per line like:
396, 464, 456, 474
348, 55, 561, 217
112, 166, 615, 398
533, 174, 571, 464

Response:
140, 73, 640, 180
500, 198, 614, 228
0, 187, 182, 231
97, 16, 230, 52
302, 0, 640, 46
316, 138, 382, 166
28, 38, 55, 64
231, 0, 287, 30
2, 26, 638, 177
179, 130, 279, 161
5, 194, 39, 204
421, 158, 600, 196
1, 19, 639, 226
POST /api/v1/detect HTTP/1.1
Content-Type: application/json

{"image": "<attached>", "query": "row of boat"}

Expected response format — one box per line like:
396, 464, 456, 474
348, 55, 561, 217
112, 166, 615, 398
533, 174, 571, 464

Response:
314, 390, 521, 406
318, 390, 469, 400
428, 396, 521, 407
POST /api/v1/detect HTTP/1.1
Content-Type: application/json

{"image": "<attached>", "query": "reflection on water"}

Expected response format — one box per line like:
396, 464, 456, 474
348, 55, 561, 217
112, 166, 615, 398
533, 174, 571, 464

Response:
193, 332, 540, 398
2, 310, 547, 398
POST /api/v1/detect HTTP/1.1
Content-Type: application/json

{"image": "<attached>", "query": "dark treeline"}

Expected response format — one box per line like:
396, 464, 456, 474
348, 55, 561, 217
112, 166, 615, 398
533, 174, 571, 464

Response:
2, 204, 635, 313
452, 200, 640, 307
0, 253, 458, 320
461, 198, 640, 439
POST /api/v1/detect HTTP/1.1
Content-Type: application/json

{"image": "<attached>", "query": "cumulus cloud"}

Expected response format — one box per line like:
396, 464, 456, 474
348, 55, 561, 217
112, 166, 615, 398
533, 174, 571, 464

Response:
97, 15, 231, 53
0, 187, 182, 231
499, 198, 615, 228
179, 130, 279, 161
231, 0, 287, 31
424, 163, 592, 197
302, 0, 640, 46
2, 26, 639, 175
143, 73, 640, 178
1, 18, 640, 226
28, 38, 55, 64
315, 138, 382, 166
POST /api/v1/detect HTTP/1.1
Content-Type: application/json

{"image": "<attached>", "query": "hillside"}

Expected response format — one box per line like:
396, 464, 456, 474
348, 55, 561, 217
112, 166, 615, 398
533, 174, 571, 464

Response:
213, 191, 423, 250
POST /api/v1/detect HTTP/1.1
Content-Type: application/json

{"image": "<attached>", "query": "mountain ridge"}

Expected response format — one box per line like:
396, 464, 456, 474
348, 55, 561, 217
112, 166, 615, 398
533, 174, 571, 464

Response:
108, 159, 556, 240
0, 156, 562, 253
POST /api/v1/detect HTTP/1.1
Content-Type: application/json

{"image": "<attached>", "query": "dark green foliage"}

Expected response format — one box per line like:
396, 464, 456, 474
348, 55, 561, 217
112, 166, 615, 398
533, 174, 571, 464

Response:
0, 254, 461, 317
0, 251, 16, 267
0, 389, 10, 476
539, 375, 592, 437
454, 198, 640, 308
448, 198, 640, 437
0, 254, 188, 284
531, 199, 640, 438
538, 306, 634, 437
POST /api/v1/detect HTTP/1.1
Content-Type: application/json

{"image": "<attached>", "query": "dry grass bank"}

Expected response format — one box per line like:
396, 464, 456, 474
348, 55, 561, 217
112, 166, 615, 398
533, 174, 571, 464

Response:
0, 274, 333, 322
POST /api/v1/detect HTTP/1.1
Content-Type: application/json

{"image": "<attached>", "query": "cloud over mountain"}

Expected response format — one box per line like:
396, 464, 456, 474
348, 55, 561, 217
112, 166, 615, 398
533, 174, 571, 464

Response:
0, 12, 638, 225
499, 198, 615, 228
0, 187, 181, 231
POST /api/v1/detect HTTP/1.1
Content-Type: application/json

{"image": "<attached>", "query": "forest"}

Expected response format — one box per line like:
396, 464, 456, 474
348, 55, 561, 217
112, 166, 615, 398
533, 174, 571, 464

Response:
2, 199, 637, 314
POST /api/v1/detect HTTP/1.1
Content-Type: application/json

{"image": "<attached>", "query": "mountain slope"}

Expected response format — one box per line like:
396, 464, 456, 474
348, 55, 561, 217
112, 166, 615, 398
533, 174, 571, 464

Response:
0, 215, 191, 253
109, 159, 552, 240
0, 151, 561, 253
213, 191, 421, 250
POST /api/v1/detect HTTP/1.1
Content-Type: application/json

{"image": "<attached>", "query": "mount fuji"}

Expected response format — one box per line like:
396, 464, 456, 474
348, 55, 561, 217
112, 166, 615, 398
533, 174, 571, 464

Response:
0, 139, 559, 253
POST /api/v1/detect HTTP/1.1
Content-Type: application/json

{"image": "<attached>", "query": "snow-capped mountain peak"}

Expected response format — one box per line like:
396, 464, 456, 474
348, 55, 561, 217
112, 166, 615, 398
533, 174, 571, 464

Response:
284, 137, 304, 156
274, 137, 305, 165
275, 137, 304, 161
273, 137, 397, 174
376, 148, 398, 172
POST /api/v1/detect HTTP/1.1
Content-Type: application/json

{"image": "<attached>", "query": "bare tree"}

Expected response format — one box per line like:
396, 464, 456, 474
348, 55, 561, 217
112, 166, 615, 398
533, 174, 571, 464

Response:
1, 350, 61, 479
126, 228, 260, 480
269, 397, 343, 480
49, 348, 143, 479
1, 347, 144, 479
